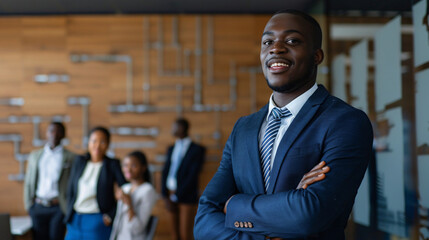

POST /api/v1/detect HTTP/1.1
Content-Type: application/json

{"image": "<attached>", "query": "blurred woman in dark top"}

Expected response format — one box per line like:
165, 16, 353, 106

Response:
64, 126, 126, 240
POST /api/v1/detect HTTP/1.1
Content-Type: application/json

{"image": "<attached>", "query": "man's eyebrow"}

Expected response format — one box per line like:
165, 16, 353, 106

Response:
262, 29, 304, 37
262, 31, 274, 37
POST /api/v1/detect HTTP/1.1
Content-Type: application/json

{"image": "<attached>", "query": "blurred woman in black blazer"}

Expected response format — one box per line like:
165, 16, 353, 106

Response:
65, 126, 126, 240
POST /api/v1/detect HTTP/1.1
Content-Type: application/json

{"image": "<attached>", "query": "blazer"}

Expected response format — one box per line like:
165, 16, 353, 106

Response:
161, 142, 206, 204
23, 147, 76, 214
64, 154, 126, 223
194, 85, 373, 240
110, 182, 158, 240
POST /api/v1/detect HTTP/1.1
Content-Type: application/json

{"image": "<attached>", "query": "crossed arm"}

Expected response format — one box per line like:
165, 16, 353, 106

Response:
194, 111, 372, 240
194, 144, 335, 240
223, 161, 330, 214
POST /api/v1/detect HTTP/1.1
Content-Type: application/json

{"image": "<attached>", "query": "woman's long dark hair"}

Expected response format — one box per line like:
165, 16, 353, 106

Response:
127, 150, 151, 184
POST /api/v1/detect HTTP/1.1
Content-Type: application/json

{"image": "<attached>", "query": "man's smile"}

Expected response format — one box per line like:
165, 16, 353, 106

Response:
266, 58, 292, 73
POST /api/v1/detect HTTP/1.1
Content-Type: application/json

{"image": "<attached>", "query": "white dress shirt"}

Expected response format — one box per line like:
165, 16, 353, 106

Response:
110, 183, 158, 240
73, 161, 103, 213
258, 83, 318, 168
166, 137, 192, 192
36, 144, 64, 200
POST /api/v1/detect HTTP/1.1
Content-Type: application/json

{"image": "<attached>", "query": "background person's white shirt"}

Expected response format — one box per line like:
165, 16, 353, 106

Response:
36, 144, 64, 200
166, 137, 192, 191
73, 161, 103, 213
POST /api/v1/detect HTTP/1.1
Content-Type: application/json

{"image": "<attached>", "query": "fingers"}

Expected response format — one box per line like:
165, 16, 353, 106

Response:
309, 161, 326, 171
303, 165, 330, 179
301, 172, 327, 189
297, 162, 330, 189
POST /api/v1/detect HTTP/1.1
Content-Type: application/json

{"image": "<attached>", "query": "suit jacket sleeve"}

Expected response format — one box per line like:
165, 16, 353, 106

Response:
224, 110, 373, 238
161, 146, 174, 198
112, 158, 127, 186
23, 150, 39, 211
59, 149, 76, 214
106, 158, 127, 219
65, 155, 83, 223
194, 118, 264, 240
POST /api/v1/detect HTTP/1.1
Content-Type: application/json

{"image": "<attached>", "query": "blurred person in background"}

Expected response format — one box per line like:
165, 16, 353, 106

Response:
64, 126, 126, 240
24, 122, 75, 240
110, 150, 158, 240
161, 118, 206, 240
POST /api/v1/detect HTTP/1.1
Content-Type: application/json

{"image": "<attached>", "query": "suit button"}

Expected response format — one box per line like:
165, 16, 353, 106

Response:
244, 222, 248, 228
234, 221, 240, 227
248, 222, 253, 228
240, 222, 244, 228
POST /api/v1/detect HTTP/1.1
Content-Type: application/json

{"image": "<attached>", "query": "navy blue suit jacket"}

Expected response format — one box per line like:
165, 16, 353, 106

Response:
194, 85, 373, 240
64, 154, 126, 223
161, 142, 206, 204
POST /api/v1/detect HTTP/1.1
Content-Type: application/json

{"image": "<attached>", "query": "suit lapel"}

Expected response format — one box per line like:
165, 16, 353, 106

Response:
244, 105, 268, 194
267, 86, 329, 194
62, 149, 72, 168
179, 142, 194, 170
59, 149, 71, 180
35, 149, 44, 163
34, 149, 45, 185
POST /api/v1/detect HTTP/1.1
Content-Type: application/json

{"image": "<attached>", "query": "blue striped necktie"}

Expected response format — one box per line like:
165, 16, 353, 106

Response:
260, 107, 291, 192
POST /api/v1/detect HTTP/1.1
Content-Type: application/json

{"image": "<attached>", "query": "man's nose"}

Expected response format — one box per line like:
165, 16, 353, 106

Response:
270, 41, 287, 54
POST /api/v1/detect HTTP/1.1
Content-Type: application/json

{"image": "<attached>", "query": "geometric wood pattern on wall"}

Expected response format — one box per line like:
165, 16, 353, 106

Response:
0, 16, 274, 235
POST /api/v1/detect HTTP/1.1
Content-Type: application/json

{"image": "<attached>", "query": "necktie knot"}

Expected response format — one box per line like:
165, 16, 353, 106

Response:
271, 107, 291, 120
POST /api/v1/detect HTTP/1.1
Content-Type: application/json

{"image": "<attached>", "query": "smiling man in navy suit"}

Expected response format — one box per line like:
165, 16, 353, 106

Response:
194, 10, 373, 240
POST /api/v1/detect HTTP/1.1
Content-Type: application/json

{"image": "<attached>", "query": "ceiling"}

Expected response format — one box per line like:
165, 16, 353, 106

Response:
0, 0, 316, 15
0, 0, 413, 15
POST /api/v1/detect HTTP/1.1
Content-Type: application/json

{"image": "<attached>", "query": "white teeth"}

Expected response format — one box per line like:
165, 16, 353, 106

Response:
270, 62, 289, 67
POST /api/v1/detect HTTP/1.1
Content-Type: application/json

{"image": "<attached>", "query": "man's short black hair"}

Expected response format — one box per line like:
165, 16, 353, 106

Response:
50, 121, 66, 137
175, 118, 190, 134
273, 9, 322, 49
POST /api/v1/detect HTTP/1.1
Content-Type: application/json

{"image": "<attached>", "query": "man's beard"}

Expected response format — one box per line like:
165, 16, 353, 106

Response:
265, 65, 316, 93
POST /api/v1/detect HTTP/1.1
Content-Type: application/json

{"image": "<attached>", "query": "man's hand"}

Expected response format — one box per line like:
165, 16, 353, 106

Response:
224, 161, 329, 214
266, 162, 329, 240
223, 195, 234, 214
296, 161, 330, 189
164, 198, 174, 212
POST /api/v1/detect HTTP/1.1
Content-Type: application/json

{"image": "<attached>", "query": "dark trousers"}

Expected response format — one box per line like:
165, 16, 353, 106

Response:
29, 203, 65, 240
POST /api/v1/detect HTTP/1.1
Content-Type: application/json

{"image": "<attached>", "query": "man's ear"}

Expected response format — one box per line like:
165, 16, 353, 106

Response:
314, 48, 324, 65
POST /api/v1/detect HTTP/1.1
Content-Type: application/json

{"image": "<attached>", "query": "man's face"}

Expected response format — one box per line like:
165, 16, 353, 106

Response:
260, 13, 323, 93
46, 124, 64, 148
171, 122, 184, 138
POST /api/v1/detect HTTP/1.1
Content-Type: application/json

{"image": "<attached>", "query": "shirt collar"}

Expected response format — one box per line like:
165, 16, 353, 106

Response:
175, 136, 191, 146
267, 83, 318, 121
44, 143, 63, 154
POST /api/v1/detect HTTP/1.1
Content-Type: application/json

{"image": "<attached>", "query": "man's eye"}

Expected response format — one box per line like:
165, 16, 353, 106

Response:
286, 39, 300, 45
263, 40, 273, 46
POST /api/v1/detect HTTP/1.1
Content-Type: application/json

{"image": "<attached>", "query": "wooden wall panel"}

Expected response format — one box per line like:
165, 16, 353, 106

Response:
0, 14, 281, 239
